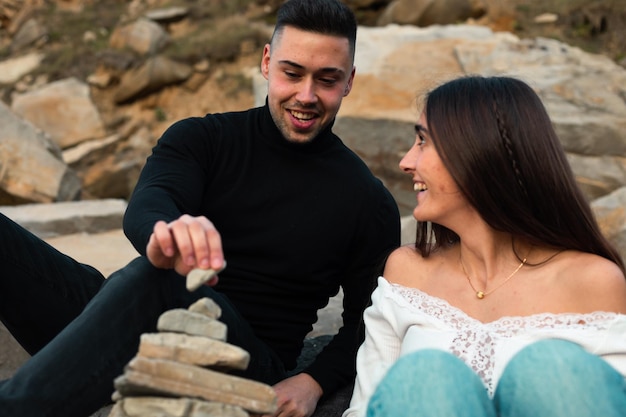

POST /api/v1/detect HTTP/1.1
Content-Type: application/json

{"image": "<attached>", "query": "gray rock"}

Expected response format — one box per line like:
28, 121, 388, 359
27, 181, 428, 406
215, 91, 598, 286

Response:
0, 100, 81, 204
115, 356, 277, 414
109, 396, 247, 417
10, 18, 47, 51
592, 186, 626, 257
144, 7, 189, 24
0, 199, 127, 238
0, 52, 44, 84
11, 77, 106, 149
138, 332, 249, 369
566, 154, 626, 200
378, 0, 485, 26
65, 125, 155, 200
109, 18, 170, 55
334, 117, 414, 215
114, 56, 193, 103
157, 309, 227, 341
188, 297, 222, 319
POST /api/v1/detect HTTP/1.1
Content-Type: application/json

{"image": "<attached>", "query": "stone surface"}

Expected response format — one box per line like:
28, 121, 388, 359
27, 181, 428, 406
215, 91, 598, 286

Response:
109, 292, 276, 417
64, 125, 156, 200
115, 356, 277, 414
377, 0, 483, 26
108, 295, 279, 416
188, 297, 222, 319
138, 332, 248, 369
109, 18, 170, 56
157, 309, 227, 340
11, 77, 106, 149
0, 199, 128, 238
0, 100, 81, 204
108, 396, 248, 417
113, 56, 193, 103
144, 6, 190, 24
107, 335, 356, 417
0, 52, 44, 84
592, 186, 626, 254
186, 266, 223, 291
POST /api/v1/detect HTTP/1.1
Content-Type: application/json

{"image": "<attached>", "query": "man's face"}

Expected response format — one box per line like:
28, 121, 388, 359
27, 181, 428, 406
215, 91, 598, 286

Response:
261, 26, 355, 144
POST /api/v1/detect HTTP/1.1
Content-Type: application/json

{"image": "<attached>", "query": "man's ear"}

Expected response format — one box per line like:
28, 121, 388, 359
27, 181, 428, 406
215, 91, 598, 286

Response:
343, 66, 356, 97
261, 44, 271, 80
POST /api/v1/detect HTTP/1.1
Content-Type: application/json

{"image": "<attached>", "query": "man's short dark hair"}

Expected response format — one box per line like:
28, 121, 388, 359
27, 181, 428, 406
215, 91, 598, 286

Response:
271, 0, 357, 61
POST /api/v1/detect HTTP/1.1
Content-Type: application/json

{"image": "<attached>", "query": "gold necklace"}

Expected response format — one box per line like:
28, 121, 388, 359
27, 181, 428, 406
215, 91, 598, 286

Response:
460, 256, 527, 299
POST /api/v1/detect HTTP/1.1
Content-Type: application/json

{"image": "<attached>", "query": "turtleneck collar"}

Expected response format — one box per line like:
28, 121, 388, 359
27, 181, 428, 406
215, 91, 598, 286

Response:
257, 98, 338, 154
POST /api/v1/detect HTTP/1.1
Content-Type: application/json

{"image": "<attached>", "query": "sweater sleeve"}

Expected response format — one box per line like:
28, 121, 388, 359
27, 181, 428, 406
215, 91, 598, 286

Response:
342, 278, 403, 417
303, 186, 400, 396
123, 118, 215, 255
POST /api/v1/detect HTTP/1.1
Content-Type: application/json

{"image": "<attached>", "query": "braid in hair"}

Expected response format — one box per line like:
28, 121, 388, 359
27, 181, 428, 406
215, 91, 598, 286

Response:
492, 92, 528, 198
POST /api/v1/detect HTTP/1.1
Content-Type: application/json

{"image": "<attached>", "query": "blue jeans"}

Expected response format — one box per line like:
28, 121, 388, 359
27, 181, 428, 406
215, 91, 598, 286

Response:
0, 213, 286, 417
367, 339, 626, 417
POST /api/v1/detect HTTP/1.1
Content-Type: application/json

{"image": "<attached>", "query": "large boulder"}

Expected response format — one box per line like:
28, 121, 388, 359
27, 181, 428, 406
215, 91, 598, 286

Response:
333, 25, 626, 213
11, 77, 106, 149
0, 100, 81, 204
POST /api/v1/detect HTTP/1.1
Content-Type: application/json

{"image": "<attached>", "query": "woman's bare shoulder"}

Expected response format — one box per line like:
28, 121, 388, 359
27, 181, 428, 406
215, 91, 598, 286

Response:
557, 251, 626, 313
383, 244, 449, 287
563, 251, 625, 285
383, 245, 422, 285
386, 244, 420, 262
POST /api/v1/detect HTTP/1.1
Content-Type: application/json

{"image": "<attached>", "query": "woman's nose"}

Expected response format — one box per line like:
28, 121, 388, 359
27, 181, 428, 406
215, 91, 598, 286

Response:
399, 144, 417, 173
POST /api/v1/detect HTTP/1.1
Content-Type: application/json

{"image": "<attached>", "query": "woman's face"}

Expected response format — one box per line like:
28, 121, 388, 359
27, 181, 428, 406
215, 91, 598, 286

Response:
399, 112, 468, 225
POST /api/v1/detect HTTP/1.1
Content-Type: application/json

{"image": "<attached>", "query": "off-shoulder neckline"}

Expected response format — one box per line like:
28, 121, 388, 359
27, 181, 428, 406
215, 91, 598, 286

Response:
377, 275, 623, 327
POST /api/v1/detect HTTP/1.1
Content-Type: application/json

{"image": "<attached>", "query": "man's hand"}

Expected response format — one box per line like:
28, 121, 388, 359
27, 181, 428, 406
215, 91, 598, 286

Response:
262, 373, 323, 417
146, 214, 224, 278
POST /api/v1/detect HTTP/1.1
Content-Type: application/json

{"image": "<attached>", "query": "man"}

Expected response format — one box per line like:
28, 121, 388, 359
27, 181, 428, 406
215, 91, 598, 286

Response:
0, 1, 400, 416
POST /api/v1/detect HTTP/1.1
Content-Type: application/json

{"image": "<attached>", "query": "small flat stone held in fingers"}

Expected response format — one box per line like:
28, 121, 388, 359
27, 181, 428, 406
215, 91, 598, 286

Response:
186, 262, 226, 292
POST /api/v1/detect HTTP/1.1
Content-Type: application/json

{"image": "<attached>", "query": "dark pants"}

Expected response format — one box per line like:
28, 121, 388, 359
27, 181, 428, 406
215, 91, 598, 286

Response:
0, 213, 286, 417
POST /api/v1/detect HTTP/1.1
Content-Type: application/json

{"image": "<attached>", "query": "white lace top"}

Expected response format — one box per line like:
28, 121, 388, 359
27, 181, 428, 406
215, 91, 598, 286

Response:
342, 276, 626, 417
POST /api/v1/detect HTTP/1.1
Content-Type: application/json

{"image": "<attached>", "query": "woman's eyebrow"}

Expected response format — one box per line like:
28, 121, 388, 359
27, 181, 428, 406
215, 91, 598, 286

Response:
414, 124, 429, 135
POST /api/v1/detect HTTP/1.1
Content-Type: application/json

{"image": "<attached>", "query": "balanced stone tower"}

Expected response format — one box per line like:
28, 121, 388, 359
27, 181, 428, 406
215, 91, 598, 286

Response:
107, 296, 277, 417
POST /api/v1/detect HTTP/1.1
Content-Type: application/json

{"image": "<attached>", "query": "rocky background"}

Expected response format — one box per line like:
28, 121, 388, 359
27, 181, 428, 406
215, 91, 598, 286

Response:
2, 0, 623, 250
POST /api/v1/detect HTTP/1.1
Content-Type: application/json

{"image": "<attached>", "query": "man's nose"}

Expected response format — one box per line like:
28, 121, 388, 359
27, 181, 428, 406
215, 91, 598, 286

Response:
295, 79, 317, 103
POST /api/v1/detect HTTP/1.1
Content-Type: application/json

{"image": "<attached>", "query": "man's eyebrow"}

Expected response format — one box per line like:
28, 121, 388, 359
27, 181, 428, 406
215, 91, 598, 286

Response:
278, 60, 345, 75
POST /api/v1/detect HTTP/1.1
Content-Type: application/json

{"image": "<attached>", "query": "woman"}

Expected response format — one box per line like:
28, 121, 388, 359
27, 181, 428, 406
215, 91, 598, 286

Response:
343, 76, 626, 417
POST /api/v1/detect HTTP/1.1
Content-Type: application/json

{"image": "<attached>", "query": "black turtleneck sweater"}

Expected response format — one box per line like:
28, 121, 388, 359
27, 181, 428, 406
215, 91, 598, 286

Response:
124, 103, 400, 395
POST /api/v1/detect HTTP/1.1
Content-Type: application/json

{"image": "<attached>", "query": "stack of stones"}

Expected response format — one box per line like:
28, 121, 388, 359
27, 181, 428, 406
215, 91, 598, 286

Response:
107, 297, 277, 417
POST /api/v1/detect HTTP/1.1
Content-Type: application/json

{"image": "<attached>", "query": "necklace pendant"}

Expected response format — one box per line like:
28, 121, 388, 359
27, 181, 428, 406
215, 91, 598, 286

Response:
476, 291, 485, 299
